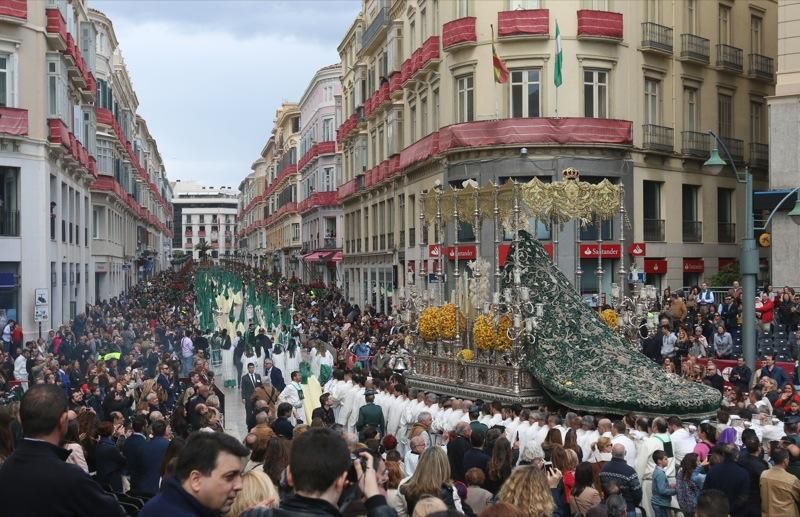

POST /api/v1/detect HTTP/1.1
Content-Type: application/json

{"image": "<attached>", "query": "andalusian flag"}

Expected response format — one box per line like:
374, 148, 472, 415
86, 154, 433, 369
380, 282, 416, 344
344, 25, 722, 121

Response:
554, 21, 563, 87
492, 29, 508, 84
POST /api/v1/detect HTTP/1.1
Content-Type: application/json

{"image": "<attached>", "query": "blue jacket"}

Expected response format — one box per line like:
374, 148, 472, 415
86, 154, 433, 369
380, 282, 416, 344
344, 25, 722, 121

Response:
703, 459, 750, 514
760, 365, 789, 389
95, 436, 126, 492
136, 436, 170, 496
139, 476, 219, 517
264, 366, 285, 392
122, 433, 147, 493
651, 466, 676, 508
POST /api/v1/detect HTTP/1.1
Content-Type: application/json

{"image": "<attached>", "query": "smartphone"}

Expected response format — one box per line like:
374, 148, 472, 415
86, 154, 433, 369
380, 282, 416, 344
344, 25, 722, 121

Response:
544, 461, 554, 474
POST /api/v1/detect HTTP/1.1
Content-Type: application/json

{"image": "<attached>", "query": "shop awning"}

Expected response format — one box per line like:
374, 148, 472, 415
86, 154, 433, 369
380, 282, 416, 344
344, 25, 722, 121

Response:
327, 251, 343, 263
303, 252, 326, 263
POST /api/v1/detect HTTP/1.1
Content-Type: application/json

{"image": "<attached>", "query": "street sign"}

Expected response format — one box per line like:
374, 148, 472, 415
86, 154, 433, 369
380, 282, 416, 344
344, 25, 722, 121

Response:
35, 288, 49, 307
34, 306, 49, 323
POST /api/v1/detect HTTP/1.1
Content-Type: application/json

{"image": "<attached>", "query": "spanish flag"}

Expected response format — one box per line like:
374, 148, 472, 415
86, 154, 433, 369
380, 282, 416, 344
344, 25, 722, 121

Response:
491, 26, 508, 84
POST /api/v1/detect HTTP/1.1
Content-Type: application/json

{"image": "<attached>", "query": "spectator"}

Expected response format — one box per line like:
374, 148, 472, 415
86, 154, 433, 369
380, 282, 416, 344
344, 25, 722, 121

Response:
0, 384, 122, 516
123, 414, 149, 494
600, 443, 642, 515
570, 461, 601, 515
228, 469, 278, 516
95, 420, 126, 492
676, 453, 706, 517
484, 436, 513, 494
757, 354, 788, 390
272, 402, 295, 439
759, 447, 800, 516
702, 445, 749, 514
398, 447, 462, 515
463, 468, 492, 514
651, 450, 677, 517
497, 465, 563, 516
713, 325, 733, 359
139, 431, 250, 516
695, 489, 729, 517
446, 421, 471, 482
138, 419, 172, 496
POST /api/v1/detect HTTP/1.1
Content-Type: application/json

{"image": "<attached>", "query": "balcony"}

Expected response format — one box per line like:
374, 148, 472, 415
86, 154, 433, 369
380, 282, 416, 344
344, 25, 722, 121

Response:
362, 7, 389, 52
750, 142, 769, 169
45, 8, 67, 51
442, 17, 477, 51
721, 136, 744, 163
322, 237, 337, 249
681, 131, 710, 158
577, 10, 623, 41
642, 124, 674, 153
438, 118, 633, 153
716, 44, 743, 73
0, 209, 19, 237
679, 34, 710, 64
718, 222, 736, 244
641, 22, 672, 54
643, 219, 665, 242
749, 53, 774, 81
682, 221, 702, 243
0, 1, 26, 23
497, 9, 549, 39
0, 107, 28, 137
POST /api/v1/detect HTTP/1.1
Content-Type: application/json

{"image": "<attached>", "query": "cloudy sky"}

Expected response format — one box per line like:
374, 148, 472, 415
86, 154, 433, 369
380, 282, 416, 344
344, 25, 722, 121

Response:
92, 0, 360, 188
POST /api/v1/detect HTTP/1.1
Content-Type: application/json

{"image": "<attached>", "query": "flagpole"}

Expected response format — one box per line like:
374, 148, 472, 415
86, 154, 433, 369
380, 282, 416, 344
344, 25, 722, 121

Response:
555, 82, 559, 119
491, 24, 498, 120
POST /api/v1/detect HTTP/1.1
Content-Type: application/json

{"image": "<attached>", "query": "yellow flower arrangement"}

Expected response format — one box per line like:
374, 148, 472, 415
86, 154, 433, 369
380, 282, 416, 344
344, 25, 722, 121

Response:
599, 308, 619, 330
495, 315, 513, 351
456, 349, 475, 362
419, 306, 442, 341
439, 303, 466, 340
473, 314, 496, 350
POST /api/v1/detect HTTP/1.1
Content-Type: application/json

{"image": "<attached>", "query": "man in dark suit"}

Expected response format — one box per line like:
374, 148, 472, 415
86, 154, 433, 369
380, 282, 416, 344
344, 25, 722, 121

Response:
241, 362, 263, 424
272, 402, 295, 439
122, 414, 149, 495
356, 389, 385, 441
137, 420, 171, 496
263, 358, 285, 392
0, 385, 123, 516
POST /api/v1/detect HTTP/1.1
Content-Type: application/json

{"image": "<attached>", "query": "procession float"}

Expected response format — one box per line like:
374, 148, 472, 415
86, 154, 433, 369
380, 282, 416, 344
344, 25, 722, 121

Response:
400, 169, 722, 418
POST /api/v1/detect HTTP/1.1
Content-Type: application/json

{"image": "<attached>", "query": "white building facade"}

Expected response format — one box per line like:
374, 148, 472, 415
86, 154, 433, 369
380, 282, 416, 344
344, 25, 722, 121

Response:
172, 181, 239, 262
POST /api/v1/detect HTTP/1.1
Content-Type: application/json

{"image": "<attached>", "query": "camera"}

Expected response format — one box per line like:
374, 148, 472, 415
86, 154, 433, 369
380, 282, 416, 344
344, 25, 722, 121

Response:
346, 447, 379, 483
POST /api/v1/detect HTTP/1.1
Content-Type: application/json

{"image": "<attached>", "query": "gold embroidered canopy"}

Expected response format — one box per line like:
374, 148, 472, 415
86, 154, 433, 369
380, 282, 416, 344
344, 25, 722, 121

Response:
421, 176, 623, 228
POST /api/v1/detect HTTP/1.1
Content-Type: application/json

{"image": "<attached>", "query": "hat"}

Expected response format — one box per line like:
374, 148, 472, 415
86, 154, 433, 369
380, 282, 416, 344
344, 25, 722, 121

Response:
365, 389, 376, 397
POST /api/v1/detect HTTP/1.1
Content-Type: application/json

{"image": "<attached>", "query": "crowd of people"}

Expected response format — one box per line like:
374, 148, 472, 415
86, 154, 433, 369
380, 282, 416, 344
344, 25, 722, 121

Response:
0, 261, 799, 516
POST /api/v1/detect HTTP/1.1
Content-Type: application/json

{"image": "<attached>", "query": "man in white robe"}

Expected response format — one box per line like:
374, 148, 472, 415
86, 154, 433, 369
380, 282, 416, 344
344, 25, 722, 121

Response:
277, 371, 306, 424
635, 417, 676, 515
610, 420, 638, 468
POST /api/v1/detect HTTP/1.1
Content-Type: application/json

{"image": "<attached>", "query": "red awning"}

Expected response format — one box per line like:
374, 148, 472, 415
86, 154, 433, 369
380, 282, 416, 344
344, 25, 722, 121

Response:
303, 252, 325, 263
327, 251, 343, 263
644, 259, 668, 274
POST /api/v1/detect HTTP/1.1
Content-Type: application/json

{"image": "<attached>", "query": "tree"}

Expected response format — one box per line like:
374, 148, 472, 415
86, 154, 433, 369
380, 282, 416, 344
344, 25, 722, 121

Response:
195, 241, 211, 261
708, 263, 740, 287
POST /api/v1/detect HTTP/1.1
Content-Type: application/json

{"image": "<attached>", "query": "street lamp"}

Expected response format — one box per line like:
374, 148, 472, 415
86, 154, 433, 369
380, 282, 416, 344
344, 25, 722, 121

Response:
703, 130, 758, 371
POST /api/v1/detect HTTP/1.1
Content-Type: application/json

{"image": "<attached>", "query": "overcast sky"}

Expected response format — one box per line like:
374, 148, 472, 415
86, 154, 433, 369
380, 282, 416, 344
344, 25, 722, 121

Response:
92, 0, 359, 188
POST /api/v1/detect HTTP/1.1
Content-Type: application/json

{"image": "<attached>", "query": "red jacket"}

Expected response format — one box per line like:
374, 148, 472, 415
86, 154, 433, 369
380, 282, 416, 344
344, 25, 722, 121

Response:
757, 299, 774, 323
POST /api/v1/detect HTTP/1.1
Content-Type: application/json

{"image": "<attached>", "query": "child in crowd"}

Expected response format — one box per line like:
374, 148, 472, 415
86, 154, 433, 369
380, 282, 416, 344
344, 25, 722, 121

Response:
651, 450, 677, 517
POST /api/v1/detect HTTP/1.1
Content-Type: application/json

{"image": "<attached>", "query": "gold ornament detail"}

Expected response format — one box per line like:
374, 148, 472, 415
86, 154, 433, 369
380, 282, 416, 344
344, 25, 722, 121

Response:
599, 308, 619, 330
439, 303, 466, 340
419, 307, 442, 341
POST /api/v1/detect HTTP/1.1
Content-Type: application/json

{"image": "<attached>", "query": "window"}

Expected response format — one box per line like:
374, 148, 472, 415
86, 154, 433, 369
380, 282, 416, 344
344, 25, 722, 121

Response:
682, 185, 699, 222
751, 101, 763, 143
456, 74, 474, 123
718, 93, 733, 138
646, 0, 659, 22
420, 96, 428, 136
96, 138, 113, 175
0, 167, 18, 237
642, 180, 663, 241
584, 0, 608, 8
457, 0, 470, 17
684, 87, 698, 132
686, 0, 696, 33
92, 208, 100, 239
751, 16, 763, 54
420, 8, 427, 41
47, 56, 69, 122
644, 78, 660, 125
292, 223, 300, 241
717, 188, 733, 223
432, 1, 439, 34
509, 0, 540, 8
409, 102, 417, 142
583, 69, 608, 118
0, 54, 15, 108
409, 20, 416, 52
322, 118, 334, 141
718, 5, 731, 45
432, 88, 440, 129
510, 69, 541, 118
323, 167, 335, 191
